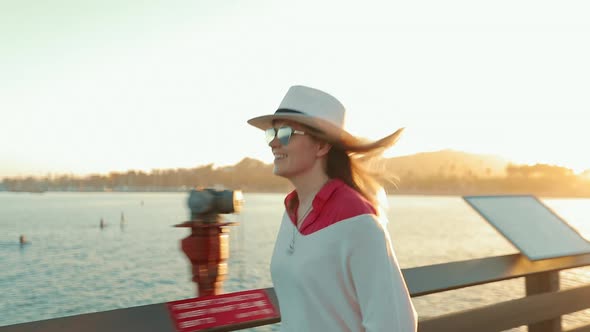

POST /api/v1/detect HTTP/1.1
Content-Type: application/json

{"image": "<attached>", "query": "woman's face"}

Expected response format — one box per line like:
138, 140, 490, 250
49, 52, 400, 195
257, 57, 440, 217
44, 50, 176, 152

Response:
268, 120, 320, 179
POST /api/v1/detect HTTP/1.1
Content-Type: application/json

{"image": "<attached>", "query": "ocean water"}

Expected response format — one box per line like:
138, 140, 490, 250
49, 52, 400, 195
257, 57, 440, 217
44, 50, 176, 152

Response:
1, 192, 590, 331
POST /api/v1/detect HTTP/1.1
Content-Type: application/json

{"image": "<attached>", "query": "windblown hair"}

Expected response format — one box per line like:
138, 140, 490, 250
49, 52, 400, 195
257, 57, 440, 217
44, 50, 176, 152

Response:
306, 126, 404, 212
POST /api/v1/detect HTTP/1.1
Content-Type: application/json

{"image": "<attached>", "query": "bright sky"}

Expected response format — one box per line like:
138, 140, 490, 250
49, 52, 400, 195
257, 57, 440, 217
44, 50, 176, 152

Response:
1, 0, 589, 178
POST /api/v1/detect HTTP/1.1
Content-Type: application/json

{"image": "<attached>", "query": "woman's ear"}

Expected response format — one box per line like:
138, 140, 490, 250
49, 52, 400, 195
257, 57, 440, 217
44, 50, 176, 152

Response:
316, 141, 332, 158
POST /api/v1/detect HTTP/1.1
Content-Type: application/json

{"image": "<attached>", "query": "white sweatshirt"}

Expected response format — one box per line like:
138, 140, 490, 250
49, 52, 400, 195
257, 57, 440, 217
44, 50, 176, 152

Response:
270, 212, 418, 332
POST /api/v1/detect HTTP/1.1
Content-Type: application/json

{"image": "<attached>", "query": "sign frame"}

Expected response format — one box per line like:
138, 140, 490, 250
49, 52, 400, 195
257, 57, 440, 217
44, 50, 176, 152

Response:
463, 194, 590, 261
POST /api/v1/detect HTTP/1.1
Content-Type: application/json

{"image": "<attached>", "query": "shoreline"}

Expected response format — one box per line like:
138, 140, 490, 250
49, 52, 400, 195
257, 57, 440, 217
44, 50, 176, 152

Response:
2, 189, 589, 199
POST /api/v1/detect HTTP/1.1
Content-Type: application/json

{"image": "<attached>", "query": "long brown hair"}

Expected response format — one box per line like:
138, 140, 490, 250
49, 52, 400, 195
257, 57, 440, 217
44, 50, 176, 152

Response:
308, 126, 404, 211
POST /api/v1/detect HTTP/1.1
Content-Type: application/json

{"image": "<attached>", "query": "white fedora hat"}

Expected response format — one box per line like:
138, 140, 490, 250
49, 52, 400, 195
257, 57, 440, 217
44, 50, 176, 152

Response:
248, 85, 404, 150
248, 85, 358, 144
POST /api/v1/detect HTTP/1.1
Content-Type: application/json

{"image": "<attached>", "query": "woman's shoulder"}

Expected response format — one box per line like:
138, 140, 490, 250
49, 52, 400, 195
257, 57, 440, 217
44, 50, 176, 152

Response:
328, 214, 389, 248
327, 182, 376, 218
303, 179, 381, 235
341, 213, 385, 232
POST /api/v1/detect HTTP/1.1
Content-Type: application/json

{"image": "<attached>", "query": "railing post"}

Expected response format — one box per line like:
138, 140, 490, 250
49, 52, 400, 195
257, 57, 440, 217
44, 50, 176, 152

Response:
526, 271, 561, 332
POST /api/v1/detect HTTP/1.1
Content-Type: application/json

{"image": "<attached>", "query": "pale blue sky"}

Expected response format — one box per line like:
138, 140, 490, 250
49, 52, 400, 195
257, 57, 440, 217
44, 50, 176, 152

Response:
1, 0, 589, 178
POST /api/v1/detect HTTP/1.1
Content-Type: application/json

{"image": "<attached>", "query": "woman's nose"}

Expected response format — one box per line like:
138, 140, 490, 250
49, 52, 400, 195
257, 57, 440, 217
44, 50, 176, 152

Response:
268, 136, 280, 148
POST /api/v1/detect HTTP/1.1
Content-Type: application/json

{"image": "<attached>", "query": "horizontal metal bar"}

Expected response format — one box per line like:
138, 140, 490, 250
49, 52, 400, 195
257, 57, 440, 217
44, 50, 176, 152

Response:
6, 253, 590, 331
404, 252, 590, 297
567, 324, 590, 332
0, 289, 280, 332
418, 284, 590, 332
0, 303, 175, 332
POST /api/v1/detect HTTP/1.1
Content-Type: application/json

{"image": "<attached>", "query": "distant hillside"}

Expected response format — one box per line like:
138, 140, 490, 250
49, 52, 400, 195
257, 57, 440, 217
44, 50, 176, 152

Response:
382, 149, 509, 179
207, 151, 511, 192
5, 149, 589, 197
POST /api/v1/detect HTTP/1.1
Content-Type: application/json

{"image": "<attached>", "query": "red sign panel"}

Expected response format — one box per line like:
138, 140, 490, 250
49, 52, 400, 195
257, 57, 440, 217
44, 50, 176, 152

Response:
167, 289, 279, 332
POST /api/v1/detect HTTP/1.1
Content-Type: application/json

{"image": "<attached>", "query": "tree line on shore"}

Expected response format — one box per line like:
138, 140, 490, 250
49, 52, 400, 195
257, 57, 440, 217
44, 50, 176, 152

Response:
2, 157, 590, 197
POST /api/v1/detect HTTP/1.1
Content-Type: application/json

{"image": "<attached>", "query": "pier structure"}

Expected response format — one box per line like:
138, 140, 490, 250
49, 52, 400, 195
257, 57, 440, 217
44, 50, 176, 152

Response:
3, 194, 590, 332
5, 253, 590, 332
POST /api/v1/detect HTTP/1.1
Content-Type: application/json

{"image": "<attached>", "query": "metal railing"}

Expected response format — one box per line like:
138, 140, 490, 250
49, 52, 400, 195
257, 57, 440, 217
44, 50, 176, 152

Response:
408, 253, 590, 332
4, 252, 590, 332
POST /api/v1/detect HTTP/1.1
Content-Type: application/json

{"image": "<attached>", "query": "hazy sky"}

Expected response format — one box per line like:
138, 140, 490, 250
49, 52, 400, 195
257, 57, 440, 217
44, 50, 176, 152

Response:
2, 1, 589, 178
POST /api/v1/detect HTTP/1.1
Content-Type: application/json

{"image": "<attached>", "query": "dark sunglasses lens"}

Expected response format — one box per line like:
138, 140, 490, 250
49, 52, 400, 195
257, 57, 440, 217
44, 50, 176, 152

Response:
265, 128, 277, 144
277, 127, 293, 146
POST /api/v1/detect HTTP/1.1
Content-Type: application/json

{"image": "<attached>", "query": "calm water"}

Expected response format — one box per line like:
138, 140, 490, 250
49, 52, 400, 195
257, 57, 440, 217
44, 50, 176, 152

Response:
1, 192, 590, 331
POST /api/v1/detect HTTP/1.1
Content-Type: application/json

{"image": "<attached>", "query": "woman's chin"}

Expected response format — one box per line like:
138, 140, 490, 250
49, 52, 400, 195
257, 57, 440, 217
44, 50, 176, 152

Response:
273, 165, 284, 176
273, 164, 289, 178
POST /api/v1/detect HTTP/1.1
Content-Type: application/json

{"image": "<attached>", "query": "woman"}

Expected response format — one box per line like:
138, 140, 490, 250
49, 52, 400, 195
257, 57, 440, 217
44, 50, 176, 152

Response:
247, 85, 417, 331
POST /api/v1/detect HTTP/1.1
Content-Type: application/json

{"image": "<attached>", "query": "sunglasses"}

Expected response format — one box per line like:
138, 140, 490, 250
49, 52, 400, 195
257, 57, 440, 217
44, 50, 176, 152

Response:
265, 126, 306, 146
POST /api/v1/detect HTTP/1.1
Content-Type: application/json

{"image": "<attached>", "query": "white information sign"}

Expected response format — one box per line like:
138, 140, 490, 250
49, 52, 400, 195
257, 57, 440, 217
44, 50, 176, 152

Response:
463, 195, 590, 261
